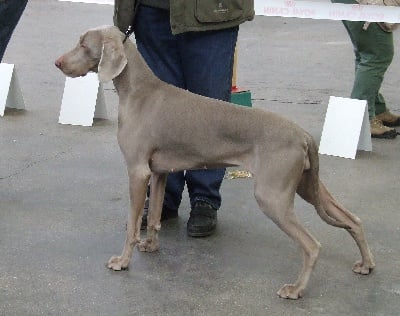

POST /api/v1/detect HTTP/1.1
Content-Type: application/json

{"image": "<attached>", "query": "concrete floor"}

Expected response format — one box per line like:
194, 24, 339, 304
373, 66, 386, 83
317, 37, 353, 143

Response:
1, 1, 399, 315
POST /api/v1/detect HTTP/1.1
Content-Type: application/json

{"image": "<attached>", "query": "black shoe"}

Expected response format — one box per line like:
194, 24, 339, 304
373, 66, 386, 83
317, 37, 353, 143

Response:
371, 130, 398, 139
140, 199, 178, 230
187, 201, 217, 237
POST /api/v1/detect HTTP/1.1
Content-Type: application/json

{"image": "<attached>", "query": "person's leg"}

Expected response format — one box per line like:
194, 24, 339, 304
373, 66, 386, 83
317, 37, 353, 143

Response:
374, 93, 387, 116
0, 0, 28, 62
133, 5, 186, 211
341, 20, 396, 138
342, 20, 393, 119
334, 0, 392, 118
179, 27, 238, 210
177, 27, 238, 236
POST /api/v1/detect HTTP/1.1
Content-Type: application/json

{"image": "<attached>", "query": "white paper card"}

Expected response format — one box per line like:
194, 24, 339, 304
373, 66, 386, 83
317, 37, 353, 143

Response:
58, 73, 107, 126
58, 0, 113, 4
255, 0, 400, 23
0, 63, 25, 116
319, 96, 371, 159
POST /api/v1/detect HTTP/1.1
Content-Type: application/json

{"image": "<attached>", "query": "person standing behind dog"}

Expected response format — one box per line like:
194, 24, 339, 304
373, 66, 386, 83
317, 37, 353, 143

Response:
0, 0, 28, 62
331, 0, 400, 139
113, 0, 254, 237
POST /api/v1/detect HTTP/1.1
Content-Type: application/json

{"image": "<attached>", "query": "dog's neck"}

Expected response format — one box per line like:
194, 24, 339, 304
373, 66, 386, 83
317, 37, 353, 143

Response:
112, 40, 161, 98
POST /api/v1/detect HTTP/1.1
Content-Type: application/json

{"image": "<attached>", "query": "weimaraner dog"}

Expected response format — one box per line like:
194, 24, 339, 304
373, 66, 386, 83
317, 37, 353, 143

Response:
55, 25, 374, 299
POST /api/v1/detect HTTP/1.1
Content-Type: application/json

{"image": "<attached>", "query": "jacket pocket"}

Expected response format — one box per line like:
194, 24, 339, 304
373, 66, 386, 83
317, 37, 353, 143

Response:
195, 0, 244, 23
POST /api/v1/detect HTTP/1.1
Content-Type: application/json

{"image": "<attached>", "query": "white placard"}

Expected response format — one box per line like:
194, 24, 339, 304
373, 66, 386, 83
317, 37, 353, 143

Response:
58, 0, 113, 4
58, 0, 400, 23
255, 0, 400, 23
0, 63, 25, 116
57, 0, 400, 23
319, 96, 371, 159
58, 73, 107, 126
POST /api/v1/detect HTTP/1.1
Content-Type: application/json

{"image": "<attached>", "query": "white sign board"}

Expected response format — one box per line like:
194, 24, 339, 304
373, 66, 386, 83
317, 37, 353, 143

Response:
58, 73, 107, 126
59, 0, 113, 4
59, 0, 400, 23
255, 0, 400, 22
319, 96, 372, 159
0, 63, 25, 116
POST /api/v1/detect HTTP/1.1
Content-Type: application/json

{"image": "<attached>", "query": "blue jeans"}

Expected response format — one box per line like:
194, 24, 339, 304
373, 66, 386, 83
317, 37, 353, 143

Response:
0, 0, 28, 62
134, 5, 238, 210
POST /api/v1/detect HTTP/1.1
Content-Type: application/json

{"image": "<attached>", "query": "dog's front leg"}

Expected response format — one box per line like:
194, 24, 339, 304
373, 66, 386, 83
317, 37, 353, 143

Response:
107, 170, 150, 271
138, 172, 168, 253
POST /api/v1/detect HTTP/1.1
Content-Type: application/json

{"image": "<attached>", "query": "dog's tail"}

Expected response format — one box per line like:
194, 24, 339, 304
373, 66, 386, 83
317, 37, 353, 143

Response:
298, 134, 350, 229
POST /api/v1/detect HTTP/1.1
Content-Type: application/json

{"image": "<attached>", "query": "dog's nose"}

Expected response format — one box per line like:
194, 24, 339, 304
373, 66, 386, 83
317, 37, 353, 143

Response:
55, 57, 63, 69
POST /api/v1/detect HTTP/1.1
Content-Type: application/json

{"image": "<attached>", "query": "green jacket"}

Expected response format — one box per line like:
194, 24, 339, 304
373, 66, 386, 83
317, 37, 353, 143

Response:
113, 0, 254, 35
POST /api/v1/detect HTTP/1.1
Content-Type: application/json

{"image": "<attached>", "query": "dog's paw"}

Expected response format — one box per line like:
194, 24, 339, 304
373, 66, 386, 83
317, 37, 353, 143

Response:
352, 260, 375, 275
107, 255, 129, 271
277, 284, 304, 300
138, 239, 159, 253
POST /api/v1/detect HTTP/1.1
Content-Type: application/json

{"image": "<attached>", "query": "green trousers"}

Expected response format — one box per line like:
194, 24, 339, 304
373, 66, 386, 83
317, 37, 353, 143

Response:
332, 0, 394, 119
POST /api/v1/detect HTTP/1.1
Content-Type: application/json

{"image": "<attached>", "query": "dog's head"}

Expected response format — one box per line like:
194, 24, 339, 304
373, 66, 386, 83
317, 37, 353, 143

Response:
55, 25, 128, 82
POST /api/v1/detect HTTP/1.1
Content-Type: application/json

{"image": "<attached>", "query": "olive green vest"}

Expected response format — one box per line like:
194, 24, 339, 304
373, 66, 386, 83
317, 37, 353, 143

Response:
113, 0, 254, 35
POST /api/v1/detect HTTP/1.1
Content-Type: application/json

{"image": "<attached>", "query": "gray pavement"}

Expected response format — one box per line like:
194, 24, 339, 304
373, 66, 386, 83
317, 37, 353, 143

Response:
1, 1, 400, 315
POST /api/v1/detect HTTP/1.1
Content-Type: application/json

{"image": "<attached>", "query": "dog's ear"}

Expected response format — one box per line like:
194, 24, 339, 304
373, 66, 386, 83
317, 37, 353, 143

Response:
98, 38, 127, 82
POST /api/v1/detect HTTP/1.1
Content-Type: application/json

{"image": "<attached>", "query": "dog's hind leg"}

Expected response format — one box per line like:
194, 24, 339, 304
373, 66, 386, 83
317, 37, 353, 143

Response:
108, 169, 150, 271
297, 136, 374, 275
254, 179, 321, 299
138, 172, 168, 253
318, 181, 375, 275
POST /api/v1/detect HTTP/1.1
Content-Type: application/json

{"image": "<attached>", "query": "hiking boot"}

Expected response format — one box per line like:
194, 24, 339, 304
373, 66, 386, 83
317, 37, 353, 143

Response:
375, 110, 400, 127
370, 118, 397, 139
140, 199, 178, 230
187, 201, 217, 237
